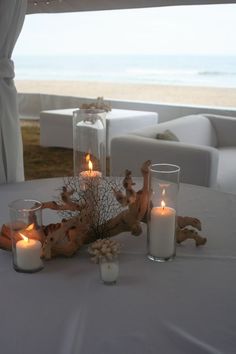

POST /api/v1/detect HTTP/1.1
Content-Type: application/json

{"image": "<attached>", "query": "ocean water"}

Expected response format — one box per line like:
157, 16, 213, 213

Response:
13, 54, 236, 88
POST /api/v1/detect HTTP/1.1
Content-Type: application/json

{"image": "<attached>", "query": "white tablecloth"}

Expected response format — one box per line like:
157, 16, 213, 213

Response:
0, 178, 236, 354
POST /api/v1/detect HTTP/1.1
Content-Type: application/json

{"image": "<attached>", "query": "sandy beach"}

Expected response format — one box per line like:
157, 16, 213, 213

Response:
15, 80, 236, 108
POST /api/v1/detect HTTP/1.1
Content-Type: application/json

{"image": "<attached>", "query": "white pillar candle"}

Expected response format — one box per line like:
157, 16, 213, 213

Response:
79, 170, 102, 191
79, 156, 102, 190
16, 238, 43, 271
79, 170, 102, 179
100, 260, 119, 283
149, 205, 176, 258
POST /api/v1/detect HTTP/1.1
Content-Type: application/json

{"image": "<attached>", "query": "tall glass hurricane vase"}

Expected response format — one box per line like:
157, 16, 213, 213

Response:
73, 109, 106, 180
147, 164, 180, 262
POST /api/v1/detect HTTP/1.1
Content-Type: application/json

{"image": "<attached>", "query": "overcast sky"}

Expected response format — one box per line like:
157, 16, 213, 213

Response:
14, 4, 236, 56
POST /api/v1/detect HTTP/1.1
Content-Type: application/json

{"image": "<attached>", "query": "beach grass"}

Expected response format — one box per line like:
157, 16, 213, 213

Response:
21, 122, 73, 180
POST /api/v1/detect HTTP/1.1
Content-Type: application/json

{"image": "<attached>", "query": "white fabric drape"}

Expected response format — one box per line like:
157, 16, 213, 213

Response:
26, 0, 236, 14
0, 0, 27, 184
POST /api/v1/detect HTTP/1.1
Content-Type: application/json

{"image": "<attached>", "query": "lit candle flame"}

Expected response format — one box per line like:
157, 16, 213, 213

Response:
162, 188, 166, 196
85, 153, 90, 162
161, 200, 166, 209
19, 223, 35, 242
26, 223, 34, 231
85, 153, 93, 172
19, 232, 29, 242
88, 159, 93, 171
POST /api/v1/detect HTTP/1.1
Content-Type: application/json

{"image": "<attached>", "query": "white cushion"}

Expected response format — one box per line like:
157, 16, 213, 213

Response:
131, 115, 218, 147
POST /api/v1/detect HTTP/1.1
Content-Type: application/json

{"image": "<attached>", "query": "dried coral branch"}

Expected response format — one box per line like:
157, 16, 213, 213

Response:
40, 177, 124, 258
80, 96, 112, 112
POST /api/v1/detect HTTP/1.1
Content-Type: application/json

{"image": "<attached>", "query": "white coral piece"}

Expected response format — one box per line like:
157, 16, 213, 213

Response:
80, 96, 112, 112
88, 238, 121, 263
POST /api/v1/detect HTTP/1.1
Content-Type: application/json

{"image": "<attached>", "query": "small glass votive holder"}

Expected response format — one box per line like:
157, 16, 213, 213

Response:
147, 164, 180, 262
99, 257, 119, 285
8, 199, 44, 273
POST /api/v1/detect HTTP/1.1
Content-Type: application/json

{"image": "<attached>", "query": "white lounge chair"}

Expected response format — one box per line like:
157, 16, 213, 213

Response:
110, 114, 236, 194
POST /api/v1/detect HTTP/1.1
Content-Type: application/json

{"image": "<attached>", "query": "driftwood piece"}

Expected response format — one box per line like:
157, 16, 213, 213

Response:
0, 223, 45, 251
177, 216, 201, 231
176, 216, 206, 246
177, 228, 207, 246
42, 208, 90, 259
104, 160, 151, 237
0, 223, 11, 250
43, 221, 89, 259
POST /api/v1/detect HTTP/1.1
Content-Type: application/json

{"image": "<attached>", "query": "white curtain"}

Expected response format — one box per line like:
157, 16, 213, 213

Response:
26, 0, 236, 14
0, 0, 27, 184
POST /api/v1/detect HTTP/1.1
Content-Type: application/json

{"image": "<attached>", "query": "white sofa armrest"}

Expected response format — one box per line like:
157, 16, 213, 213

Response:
110, 136, 219, 187
206, 114, 236, 147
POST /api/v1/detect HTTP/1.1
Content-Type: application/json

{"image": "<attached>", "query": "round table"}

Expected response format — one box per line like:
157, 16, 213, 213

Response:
0, 178, 235, 354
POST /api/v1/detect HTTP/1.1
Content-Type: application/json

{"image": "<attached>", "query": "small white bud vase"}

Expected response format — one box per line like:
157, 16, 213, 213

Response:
99, 258, 119, 285
88, 238, 121, 284
8, 199, 44, 273
147, 164, 180, 262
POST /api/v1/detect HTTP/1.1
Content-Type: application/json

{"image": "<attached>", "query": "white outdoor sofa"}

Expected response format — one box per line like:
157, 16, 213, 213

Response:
110, 114, 236, 194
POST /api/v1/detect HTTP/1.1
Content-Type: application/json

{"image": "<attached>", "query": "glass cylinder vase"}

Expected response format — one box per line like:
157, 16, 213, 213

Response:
73, 109, 106, 183
9, 199, 44, 273
147, 164, 180, 262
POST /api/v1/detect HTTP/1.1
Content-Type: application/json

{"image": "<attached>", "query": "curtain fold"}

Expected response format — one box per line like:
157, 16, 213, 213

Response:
0, 0, 27, 184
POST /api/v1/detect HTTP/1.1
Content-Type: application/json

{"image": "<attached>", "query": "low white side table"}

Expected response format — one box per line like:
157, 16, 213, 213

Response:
40, 108, 158, 155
